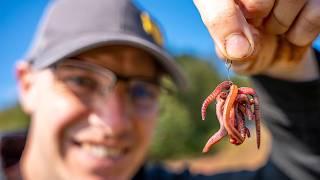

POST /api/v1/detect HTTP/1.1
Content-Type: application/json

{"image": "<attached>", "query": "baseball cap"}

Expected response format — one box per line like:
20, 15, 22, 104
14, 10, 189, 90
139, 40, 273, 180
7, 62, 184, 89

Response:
25, 0, 187, 90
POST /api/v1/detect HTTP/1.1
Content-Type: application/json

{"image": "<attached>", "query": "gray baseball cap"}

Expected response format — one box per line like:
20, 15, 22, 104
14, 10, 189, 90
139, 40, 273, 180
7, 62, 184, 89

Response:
25, 0, 187, 90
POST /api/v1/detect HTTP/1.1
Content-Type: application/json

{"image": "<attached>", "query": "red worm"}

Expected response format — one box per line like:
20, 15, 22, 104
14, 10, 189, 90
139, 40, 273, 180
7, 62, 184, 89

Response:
229, 106, 243, 145
223, 84, 244, 144
202, 92, 228, 153
238, 87, 261, 149
236, 94, 255, 121
201, 81, 232, 120
229, 105, 236, 131
236, 104, 247, 140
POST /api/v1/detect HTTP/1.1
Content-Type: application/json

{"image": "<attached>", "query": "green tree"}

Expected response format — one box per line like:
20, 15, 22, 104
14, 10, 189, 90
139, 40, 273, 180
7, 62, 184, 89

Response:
0, 105, 29, 131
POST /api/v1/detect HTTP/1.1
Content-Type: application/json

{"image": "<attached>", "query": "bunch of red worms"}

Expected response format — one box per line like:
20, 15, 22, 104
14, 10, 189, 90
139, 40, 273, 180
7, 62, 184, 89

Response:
201, 81, 261, 153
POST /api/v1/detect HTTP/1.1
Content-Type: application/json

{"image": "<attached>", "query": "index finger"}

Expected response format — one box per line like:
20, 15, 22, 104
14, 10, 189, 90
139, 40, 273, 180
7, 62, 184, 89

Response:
193, 0, 256, 60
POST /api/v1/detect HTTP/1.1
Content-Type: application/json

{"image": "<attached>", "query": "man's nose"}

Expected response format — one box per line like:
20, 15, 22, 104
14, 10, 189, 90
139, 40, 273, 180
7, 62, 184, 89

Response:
89, 88, 132, 137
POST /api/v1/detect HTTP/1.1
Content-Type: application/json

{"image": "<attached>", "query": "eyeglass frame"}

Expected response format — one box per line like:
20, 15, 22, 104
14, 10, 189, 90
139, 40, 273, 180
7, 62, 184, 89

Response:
48, 58, 171, 117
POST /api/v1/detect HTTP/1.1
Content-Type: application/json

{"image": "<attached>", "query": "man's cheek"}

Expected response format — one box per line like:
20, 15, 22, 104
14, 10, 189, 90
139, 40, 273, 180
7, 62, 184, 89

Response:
50, 98, 88, 132
140, 119, 156, 144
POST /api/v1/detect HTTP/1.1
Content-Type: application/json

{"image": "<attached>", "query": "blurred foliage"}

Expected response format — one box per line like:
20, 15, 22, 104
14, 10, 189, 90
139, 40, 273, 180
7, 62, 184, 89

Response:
0, 55, 249, 160
0, 105, 29, 132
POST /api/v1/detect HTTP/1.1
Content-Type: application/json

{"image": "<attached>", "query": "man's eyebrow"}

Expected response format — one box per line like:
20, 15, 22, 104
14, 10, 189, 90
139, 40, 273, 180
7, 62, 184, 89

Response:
66, 57, 87, 62
116, 74, 159, 83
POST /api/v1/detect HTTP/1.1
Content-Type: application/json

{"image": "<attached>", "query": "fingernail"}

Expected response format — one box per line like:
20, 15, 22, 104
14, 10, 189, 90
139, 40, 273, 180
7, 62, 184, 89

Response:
225, 33, 252, 59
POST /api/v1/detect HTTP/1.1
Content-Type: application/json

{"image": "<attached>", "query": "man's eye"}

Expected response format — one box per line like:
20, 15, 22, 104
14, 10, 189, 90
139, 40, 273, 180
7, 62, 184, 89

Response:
130, 85, 154, 99
64, 76, 99, 93
129, 82, 160, 107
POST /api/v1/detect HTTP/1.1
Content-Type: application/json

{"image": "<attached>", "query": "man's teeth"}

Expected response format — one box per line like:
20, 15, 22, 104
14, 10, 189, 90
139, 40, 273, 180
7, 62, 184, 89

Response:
81, 143, 122, 158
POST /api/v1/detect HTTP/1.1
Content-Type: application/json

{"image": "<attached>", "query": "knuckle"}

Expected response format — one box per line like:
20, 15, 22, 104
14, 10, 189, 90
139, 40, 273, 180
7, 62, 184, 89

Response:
303, 16, 320, 30
271, 13, 290, 33
244, 0, 272, 15
286, 0, 300, 5
304, 5, 320, 27
203, 7, 237, 27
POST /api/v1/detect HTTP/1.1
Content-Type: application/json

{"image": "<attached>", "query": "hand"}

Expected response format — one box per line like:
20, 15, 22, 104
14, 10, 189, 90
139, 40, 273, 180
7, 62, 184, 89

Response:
194, 0, 320, 80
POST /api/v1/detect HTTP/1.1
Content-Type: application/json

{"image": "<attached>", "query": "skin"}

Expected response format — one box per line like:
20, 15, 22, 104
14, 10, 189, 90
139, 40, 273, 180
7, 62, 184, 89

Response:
16, 45, 160, 180
194, 0, 319, 80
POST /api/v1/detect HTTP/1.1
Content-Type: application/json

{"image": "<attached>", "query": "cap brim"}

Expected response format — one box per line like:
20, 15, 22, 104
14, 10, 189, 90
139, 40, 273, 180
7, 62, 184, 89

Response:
32, 32, 187, 90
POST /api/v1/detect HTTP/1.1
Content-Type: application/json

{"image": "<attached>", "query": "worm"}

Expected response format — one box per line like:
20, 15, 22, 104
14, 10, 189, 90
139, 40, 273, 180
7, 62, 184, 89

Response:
236, 94, 255, 121
201, 81, 232, 120
238, 87, 261, 149
223, 84, 244, 144
236, 104, 247, 140
202, 92, 228, 153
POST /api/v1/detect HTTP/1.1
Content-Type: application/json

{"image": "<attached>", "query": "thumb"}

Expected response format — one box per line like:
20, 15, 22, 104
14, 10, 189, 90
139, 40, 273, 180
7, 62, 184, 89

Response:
194, 0, 257, 60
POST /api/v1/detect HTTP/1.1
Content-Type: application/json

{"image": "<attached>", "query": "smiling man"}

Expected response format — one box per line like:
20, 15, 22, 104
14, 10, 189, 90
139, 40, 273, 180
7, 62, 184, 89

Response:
13, 0, 186, 179
17, 45, 171, 180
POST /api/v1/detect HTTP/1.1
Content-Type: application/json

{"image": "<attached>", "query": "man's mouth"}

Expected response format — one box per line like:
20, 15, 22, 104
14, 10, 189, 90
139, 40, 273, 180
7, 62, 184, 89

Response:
71, 140, 129, 159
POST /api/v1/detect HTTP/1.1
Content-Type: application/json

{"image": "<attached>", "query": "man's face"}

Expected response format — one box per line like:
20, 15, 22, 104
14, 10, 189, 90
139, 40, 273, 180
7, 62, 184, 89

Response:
17, 45, 160, 180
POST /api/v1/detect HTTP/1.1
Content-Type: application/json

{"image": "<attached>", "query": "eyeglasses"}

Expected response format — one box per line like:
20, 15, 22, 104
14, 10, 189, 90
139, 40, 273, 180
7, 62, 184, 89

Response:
51, 59, 162, 117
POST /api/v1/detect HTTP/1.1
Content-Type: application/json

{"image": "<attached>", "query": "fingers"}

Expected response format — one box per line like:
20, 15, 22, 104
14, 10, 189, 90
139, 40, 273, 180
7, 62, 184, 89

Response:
194, 0, 318, 78
264, 0, 307, 34
236, 0, 275, 26
193, 0, 256, 60
231, 34, 278, 75
286, 0, 320, 46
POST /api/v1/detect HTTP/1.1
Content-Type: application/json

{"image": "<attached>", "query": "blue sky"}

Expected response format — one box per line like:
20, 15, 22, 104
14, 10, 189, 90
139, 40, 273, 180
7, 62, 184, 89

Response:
0, 0, 319, 109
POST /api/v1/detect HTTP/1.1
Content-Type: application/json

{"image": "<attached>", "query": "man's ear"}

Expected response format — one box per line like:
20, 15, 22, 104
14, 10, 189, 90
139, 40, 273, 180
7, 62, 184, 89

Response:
15, 61, 36, 114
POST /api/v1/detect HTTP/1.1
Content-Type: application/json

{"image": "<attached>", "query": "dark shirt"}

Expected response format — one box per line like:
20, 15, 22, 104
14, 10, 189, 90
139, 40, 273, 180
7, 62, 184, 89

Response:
133, 160, 289, 180
251, 50, 320, 180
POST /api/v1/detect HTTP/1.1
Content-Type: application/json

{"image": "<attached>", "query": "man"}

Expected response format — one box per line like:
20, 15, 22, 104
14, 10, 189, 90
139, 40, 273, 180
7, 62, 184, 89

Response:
2, 0, 320, 180
8, 0, 188, 179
